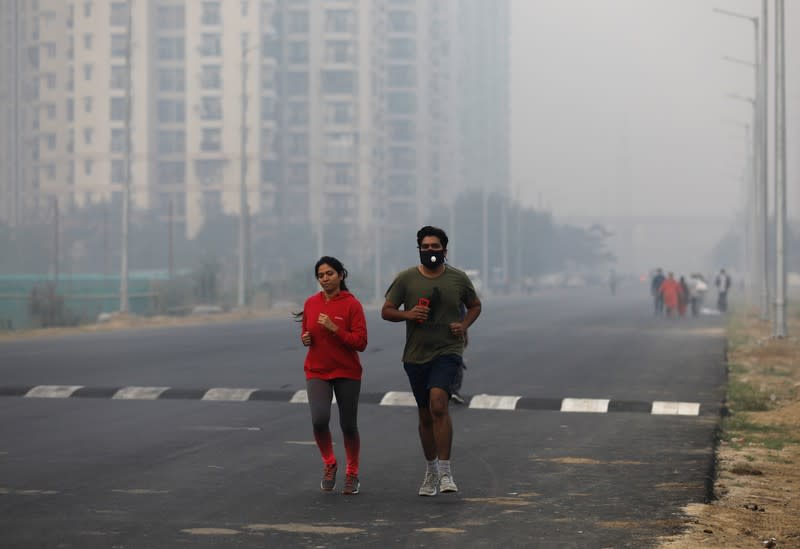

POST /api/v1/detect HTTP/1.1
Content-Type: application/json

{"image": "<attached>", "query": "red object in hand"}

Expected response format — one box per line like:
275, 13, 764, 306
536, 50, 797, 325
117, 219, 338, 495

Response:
416, 297, 430, 323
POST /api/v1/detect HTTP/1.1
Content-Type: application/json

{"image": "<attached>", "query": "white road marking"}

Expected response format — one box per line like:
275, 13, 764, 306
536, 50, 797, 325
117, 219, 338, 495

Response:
379, 391, 417, 406
202, 388, 258, 401
651, 401, 701, 416
285, 441, 317, 445
469, 394, 521, 410
290, 390, 336, 404
25, 385, 83, 398
189, 426, 261, 432
561, 398, 610, 413
112, 386, 169, 400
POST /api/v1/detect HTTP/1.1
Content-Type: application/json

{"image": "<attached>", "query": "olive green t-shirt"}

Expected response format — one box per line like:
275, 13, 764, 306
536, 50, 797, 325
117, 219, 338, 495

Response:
385, 265, 478, 364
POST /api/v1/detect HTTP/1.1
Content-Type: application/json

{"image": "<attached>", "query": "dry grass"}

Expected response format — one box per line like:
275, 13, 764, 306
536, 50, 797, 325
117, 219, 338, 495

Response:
658, 310, 800, 548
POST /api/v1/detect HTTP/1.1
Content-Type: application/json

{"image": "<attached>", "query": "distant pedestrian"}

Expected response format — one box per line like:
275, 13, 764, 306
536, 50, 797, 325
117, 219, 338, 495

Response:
298, 256, 368, 495
715, 269, 731, 313
678, 276, 690, 317
651, 268, 665, 315
688, 273, 708, 317
659, 272, 681, 318
382, 226, 481, 496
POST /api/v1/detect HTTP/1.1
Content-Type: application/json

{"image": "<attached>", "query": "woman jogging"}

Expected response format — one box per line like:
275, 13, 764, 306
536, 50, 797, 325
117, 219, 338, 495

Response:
298, 256, 368, 495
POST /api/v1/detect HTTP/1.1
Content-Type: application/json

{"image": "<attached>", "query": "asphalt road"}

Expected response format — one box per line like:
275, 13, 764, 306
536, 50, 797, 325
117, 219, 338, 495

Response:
0, 287, 727, 548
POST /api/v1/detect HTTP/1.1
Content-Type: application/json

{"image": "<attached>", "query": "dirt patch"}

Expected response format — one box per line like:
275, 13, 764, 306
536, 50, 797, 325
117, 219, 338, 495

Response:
658, 311, 800, 549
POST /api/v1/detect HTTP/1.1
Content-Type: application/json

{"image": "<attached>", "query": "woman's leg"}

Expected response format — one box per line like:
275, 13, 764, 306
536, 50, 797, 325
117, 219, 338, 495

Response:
306, 378, 336, 466
333, 379, 361, 476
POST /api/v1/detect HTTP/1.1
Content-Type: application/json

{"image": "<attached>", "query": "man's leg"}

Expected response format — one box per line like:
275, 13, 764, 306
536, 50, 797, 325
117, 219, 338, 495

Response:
416, 407, 437, 461
428, 388, 452, 460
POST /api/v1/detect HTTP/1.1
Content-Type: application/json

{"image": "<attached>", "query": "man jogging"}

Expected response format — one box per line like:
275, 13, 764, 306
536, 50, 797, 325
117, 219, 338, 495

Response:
381, 226, 481, 496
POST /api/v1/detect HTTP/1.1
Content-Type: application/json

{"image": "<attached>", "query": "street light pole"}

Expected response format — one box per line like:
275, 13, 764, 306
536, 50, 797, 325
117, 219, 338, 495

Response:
714, 6, 768, 319
238, 43, 258, 308
120, 1, 133, 313
773, 0, 787, 337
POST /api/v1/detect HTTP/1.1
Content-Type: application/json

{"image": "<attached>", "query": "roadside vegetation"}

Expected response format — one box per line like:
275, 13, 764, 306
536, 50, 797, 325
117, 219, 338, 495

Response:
660, 301, 800, 548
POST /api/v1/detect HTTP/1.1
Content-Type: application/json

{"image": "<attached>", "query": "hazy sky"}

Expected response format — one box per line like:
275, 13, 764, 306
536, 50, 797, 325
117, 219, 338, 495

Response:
510, 0, 798, 224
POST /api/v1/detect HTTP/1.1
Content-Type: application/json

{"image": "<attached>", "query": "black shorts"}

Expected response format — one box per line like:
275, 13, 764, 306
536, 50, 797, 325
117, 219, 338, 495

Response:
403, 354, 462, 409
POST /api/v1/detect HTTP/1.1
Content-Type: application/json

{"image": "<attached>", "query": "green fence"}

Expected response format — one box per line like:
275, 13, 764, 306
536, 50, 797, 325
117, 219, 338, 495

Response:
0, 274, 165, 330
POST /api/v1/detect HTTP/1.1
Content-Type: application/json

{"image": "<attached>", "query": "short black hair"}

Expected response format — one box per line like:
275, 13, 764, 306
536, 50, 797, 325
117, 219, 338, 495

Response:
416, 226, 448, 249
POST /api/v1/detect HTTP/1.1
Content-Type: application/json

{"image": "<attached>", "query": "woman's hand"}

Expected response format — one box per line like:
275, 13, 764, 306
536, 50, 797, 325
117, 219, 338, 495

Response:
301, 331, 312, 346
317, 313, 338, 333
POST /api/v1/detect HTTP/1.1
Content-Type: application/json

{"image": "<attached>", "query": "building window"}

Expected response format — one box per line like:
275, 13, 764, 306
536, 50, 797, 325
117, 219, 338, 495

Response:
157, 5, 185, 29
288, 41, 308, 64
110, 2, 128, 26
111, 159, 125, 183
46, 134, 56, 150
388, 11, 415, 32
387, 92, 415, 114
325, 41, 353, 64
260, 96, 274, 120
158, 130, 186, 154
389, 146, 414, 169
83, 33, 93, 50
44, 42, 56, 58
83, 96, 93, 113
288, 133, 308, 156
83, 64, 93, 80
46, 103, 56, 120
388, 65, 415, 87
203, 191, 222, 218
45, 73, 56, 88
288, 11, 309, 33
326, 163, 353, 185
326, 102, 353, 124
200, 33, 222, 56
241, 0, 248, 16
84, 2, 92, 17
200, 97, 222, 120
158, 68, 185, 92
388, 38, 415, 60
201, 2, 221, 25
288, 163, 309, 185
110, 66, 128, 89
111, 129, 126, 152
158, 161, 186, 185
111, 34, 127, 57
84, 158, 93, 175
66, 99, 74, 121
322, 70, 354, 94
286, 72, 308, 95
83, 127, 93, 144
288, 102, 308, 125
325, 9, 353, 33
110, 97, 128, 121
158, 37, 185, 60
201, 128, 222, 151
194, 159, 225, 185
389, 120, 414, 141
200, 65, 222, 89
157, 99, 185, 123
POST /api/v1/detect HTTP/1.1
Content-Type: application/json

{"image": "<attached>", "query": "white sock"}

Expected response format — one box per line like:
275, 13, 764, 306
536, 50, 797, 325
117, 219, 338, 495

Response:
438, 460, 451, 477
426, 459, 438, 475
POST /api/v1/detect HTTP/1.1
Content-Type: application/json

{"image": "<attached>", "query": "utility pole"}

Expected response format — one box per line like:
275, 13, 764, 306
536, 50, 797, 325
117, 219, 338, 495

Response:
168, 198, 174, 280
119, 1, 132, 313
758, 0, 769, 322
773, 0, 787, 337
52, 196, 59, 284
12, 0, 21, 226
515, 180, 522, 292
238, 43, 254, 308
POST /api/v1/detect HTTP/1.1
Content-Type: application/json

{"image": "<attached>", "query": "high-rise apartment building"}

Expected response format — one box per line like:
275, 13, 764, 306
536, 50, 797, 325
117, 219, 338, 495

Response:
1, 0, 510, 279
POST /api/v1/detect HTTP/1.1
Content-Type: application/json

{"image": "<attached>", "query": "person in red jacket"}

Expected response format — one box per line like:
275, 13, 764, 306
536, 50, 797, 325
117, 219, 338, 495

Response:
658, 272, 682, 318
299, 256, 368, 495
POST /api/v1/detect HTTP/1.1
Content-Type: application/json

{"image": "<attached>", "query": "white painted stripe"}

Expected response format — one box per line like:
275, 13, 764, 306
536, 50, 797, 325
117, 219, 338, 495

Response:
202, 388, 258, 401
651, 401, 701, 416
469, 394, 521, 410
112, 386, 169, 400
290, 390, 336, 404
561, 398, 610, 413
25, 385, 83, 398
379, 391, 417, 407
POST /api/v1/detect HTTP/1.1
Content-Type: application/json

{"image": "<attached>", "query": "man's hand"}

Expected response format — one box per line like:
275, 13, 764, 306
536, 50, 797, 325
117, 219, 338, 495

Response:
449, 321, 466, 337
407, 304, 430, 323
318, 313, 338, 333
301, 331, 312, 346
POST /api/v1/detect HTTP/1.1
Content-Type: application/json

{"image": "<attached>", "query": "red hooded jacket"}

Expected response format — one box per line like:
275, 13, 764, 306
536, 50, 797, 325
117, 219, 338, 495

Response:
301, 290, 368, 380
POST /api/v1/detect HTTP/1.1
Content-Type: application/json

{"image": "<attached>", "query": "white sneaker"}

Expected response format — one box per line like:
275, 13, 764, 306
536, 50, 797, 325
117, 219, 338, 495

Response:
418, 471, 438, 496
438, 472, 458, 493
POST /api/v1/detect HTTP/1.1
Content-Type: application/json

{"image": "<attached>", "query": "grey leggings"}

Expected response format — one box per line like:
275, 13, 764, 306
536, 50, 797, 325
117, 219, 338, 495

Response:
306, 378, 361, 437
